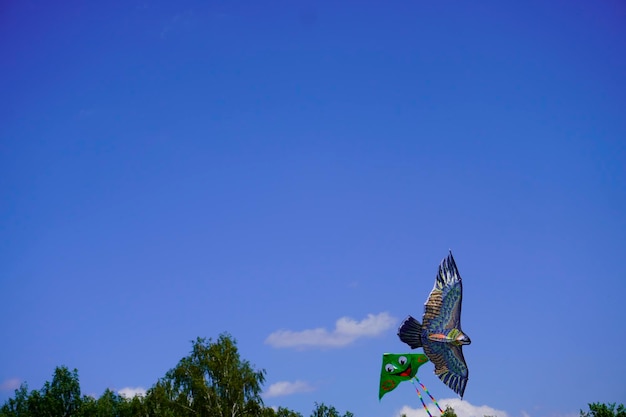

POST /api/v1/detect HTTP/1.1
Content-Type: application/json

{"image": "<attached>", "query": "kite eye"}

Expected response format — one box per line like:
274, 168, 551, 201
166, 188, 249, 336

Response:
385, 364, 395, 373
398, 356, 407, 365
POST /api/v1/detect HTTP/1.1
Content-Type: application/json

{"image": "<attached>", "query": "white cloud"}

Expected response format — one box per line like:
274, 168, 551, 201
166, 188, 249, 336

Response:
0, 378, 21, 391
397, 398, 511, 417
264, 380, 315, 398
118, 386, 147, 398
265, 312, 396, 348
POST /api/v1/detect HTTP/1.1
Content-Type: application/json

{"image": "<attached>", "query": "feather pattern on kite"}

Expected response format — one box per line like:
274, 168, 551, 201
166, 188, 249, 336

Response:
398, 251, 471, 398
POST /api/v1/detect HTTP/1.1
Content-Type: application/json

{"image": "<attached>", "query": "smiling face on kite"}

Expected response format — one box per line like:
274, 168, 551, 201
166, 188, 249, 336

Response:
379, 353, 429, 400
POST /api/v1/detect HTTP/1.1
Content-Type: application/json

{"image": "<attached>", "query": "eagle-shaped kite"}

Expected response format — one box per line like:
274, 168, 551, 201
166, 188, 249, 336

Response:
398, 251, 471, 398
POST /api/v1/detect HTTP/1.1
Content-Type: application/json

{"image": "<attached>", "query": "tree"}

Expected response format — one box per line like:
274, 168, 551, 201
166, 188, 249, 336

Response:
0, 367, 82, 417
145, 380, 178, 417
581, 403, 626, 417
94, 389, 122, 417
121, 394, 148, 417
38, 366, 82, 417
79, 395, 97, 416
259, 406, 304, 417
153, 333, 267, 417
442, 406, 458, 417
310, 402, 353, 417
1, 333, 338, 417
0, 384, 31, 417
275, 406, 304, 417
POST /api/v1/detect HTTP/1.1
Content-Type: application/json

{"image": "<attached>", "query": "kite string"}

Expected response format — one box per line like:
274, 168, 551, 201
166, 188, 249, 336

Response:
410, 378, 434, 417
414, 377, 444, 414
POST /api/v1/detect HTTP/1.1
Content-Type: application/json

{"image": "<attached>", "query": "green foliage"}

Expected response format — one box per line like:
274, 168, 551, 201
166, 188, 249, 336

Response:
153, 333, 267, 417
0, 384, 31, 417
45, 367, 82, 416
399, 407, 457, 417
581, 403, 626, 417
260, 406, 304, 417
442, 406, 457, 417
123, 394, 149, 416
144, 381, 177, 417
0, 367, 82, 417
78, 395, 97, 416
309, 402, 353, 417
95, 389, 120, 416
0, 333, 346, 417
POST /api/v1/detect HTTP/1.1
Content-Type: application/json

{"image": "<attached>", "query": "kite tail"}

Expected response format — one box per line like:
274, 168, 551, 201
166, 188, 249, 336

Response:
411, 379, 434, 417
415, 377, 444, 414
398, 316, 423, 349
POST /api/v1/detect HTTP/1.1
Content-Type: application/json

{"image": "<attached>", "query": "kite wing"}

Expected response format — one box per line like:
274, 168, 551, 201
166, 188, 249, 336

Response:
423, 252, 464, 334
422, 339, 468, 398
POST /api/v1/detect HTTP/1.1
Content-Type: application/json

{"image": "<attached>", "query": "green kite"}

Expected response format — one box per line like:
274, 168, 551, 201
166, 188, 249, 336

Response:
379, 353, 429, 400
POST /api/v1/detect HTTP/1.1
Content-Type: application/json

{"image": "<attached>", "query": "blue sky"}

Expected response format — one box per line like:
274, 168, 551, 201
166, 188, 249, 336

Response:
1, 1, 625, 417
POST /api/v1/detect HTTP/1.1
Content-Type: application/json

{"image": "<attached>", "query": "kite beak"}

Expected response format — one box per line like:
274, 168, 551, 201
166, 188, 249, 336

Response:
457, 333, 471, 345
